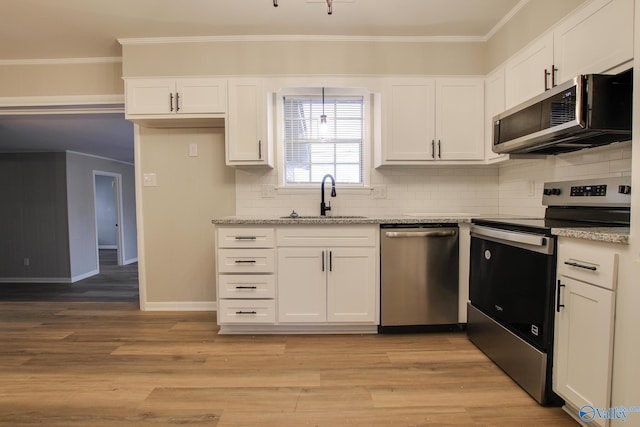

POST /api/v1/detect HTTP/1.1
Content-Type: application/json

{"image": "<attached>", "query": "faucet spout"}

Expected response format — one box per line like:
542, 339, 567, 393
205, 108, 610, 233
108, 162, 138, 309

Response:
320, 174, 336, 216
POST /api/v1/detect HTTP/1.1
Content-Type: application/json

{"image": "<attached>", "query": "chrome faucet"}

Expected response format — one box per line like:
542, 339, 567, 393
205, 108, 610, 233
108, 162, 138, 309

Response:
320, 174, 337, 216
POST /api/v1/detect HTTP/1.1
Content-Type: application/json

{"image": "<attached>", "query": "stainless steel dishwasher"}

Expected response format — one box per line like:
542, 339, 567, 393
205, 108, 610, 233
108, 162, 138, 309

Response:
379, 224, 459, 332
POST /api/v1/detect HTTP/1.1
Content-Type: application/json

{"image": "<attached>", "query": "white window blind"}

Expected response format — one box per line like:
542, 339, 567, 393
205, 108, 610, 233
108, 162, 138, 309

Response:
283, 93, 364, 185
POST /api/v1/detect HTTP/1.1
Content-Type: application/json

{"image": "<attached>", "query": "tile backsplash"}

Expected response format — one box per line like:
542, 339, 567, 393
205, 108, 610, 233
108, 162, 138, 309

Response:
234, 141, 631, 218
235, 166, 500, 217
499, 141, 632, 217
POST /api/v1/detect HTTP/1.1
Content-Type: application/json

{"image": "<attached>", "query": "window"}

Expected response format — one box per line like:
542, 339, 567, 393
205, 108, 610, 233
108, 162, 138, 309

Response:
282, 89, 366, 186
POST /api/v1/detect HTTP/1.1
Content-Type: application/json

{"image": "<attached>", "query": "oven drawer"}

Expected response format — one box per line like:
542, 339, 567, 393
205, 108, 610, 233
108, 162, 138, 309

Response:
557, 238, 618, 290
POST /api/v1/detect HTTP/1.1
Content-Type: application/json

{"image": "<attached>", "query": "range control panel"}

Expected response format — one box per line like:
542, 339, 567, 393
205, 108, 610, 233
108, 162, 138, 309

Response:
570, 184, 607, 197
542, 177, 631, 207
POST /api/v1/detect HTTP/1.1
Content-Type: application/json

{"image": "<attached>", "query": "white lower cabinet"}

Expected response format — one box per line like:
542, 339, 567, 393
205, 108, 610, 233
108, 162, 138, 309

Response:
216, 224, 379, 332
216, 227, 276, 325
277, 247, 377, 323
554, 238, 618, 427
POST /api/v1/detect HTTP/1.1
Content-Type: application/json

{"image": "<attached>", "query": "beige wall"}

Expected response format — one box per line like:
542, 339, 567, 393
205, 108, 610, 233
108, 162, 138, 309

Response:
138, 127, 235, 304
485, 0, 585, 72
0, 61, 123, 98
122, 41, 486, 77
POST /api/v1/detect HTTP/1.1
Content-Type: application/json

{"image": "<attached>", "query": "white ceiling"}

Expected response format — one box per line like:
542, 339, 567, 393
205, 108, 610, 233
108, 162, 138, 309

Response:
0, 0, 523, 163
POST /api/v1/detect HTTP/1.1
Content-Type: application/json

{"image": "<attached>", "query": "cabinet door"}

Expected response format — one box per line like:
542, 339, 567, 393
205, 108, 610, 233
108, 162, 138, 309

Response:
484, 68, 507, 161
327, 248, 377, 323
505, 32, 554, 109
554, 0, 633, 84
382, 79, 436, 161
277, 248, 327, 323
125, 79, 176, 115
176, 78, 227, 114
226, 78, 269, 165
554, 276, 615, 426
435, 78, 484, 160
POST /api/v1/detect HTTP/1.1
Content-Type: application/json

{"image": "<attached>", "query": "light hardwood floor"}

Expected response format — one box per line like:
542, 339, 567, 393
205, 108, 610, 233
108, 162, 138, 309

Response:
0, 300, 577, 426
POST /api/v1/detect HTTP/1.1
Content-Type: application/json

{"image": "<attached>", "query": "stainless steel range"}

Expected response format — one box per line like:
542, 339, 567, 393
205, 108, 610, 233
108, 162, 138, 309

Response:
467, 176, 631, 405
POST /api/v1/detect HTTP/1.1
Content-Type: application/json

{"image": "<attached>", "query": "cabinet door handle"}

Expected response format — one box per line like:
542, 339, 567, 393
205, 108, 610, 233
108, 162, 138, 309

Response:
176, 92, 180, 112
437, 140, 441, 159
235, 285, 258, 289
544, 68, 551, 91
329, 251, 333, 272
258, 140, 262, 159
556, 280, 565, 312
551, 65, 558, 87
431, 140, 435, 159
321, 251, 325, 272
564, 261, 597, 271
234, 260, 257, 264
234, 236, 257, 241
235, 310, 257, 315
169, 93, 174, 112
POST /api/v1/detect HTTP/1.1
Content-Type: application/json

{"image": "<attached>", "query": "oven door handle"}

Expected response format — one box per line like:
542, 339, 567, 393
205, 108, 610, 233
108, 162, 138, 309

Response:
471, 225, 548, 247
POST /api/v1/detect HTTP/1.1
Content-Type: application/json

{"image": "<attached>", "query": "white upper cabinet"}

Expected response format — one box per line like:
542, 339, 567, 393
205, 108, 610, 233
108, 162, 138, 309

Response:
378, 77, 484, 165
125, 77, 227, 116
553, 0, 633, 83
504, 0, 633, 110
484, 67, 507, 162
435, 78, 484, 161
505, 32, 555, 109
381, 79, 436, 162
226, 78, 273, 167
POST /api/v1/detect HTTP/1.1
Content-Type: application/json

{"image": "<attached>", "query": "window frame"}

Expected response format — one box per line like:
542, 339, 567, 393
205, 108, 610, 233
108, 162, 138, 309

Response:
275, 86, 372, 190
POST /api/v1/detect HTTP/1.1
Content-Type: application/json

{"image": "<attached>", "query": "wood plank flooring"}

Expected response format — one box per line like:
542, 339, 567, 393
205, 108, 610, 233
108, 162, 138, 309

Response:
0, 301, 578, 426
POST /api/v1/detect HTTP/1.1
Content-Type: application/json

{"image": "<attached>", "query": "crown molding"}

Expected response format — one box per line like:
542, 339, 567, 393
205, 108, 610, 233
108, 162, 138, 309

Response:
0, 57, 122, 66
118, 34, 486, 45
485, 0, 530, 40
0, 95, 124, 110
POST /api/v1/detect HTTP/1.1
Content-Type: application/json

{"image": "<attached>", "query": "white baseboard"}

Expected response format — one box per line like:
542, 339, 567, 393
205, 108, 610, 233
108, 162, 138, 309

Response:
0, 277, 72, 284
122, 257, 138, 265
141, 301, 217, 311
71, 269, 99, 283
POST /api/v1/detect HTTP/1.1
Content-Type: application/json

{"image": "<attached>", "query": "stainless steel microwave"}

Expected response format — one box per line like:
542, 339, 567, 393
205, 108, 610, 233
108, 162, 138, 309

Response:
492, 70, 632, 155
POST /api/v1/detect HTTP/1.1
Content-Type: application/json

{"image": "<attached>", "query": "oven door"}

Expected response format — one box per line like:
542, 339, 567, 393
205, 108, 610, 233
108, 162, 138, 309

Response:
469, 225, 556, 351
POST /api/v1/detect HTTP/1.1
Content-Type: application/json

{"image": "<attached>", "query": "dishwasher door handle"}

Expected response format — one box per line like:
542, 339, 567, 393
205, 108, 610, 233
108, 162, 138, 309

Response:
385, 230, 457, 238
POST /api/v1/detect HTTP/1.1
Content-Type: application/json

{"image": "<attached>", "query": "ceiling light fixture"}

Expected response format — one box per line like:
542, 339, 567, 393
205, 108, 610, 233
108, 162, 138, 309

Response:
272, 0, 334, 15
319, 87, 328, 138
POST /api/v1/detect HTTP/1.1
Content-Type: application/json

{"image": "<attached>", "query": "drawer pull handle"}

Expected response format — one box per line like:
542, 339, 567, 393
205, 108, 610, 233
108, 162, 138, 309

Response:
235, 310, 257, 315
564, 261, 597, 271
235, 260, 257, 264
234, 236, 257, 240
235, 285, 258, 289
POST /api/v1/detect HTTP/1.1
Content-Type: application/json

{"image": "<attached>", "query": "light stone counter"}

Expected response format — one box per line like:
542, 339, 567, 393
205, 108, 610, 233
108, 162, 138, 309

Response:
211, 215, 474, 225
551, 227, 630, 245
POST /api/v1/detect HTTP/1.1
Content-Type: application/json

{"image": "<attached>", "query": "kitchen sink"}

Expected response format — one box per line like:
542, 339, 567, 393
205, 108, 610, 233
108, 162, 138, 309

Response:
280, 215, 368, 219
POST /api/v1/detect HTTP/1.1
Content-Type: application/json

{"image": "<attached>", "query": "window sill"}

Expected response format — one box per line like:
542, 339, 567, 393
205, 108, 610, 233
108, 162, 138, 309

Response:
275, 186, 372, 196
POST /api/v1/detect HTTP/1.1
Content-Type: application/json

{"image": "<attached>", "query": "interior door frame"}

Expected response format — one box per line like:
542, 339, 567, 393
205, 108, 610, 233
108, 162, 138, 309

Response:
93, 171, 125, 267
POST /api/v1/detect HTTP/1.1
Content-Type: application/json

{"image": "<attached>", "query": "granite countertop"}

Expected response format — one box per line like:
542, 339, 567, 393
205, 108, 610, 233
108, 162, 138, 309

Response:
551, 227, 630, 245
211, 214, 474, 225
212, 214, 631, 244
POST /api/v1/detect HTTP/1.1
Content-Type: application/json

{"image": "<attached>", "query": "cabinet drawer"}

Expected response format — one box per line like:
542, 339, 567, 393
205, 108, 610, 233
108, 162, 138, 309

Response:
218, 274, 275, 298
218, 249, 275, 273
218, 299, 276, 324
276, 225, 377, 247
217, 228, 275, 248
557, 238, 618, 290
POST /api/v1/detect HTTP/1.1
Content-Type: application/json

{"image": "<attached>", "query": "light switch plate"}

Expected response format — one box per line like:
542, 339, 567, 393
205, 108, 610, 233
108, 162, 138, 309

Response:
143, 173, 157, 187
189, 143, 198, 157
373, 185, 387, 199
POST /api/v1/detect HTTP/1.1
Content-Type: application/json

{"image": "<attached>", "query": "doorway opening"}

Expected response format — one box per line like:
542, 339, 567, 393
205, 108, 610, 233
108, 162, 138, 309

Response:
93, 171, 125, 269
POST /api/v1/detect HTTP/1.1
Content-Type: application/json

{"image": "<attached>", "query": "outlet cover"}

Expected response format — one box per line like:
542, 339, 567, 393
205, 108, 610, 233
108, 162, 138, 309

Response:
261, 184, 276, 198
373, 185, 387, 199
143, 173, 157, 187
